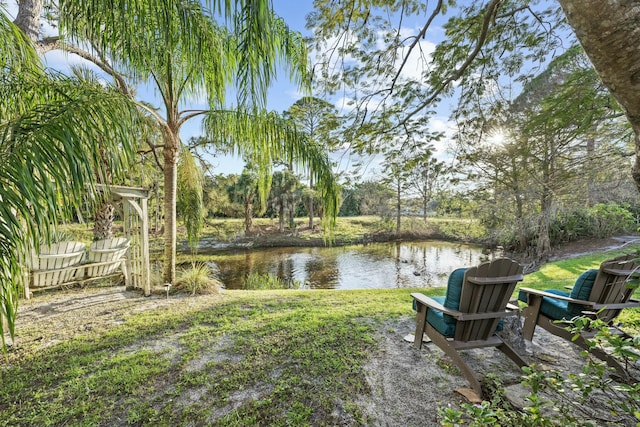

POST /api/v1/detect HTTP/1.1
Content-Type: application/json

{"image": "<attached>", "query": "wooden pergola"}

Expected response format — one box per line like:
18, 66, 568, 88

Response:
24, 185, 151, 298
100, 185, 151, 296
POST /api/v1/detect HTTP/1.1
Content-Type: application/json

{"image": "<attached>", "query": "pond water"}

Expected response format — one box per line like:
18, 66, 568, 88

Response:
205, 241, 496, 290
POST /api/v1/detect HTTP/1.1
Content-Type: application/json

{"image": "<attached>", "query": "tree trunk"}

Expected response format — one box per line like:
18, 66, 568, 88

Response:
396, 178, 401, 235
154, 179, 161, 233
422, 192, 428, 222
514, 194, 527, 252
559, 1, 640, 190
244, 197, 253, 233
308, 199, 314, 229
279, 201, 285, 233
93, 202, 114, 240
537, 197, 552, 260
13, 0, 43, 47
537, 164, 553, 260
287, 194, 295, 231
586, 135, 595, 206
162, 131, 179, 284
308, 176, 314, 230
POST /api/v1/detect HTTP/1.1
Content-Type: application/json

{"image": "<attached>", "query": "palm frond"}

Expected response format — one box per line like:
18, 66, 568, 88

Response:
177, 146, 204, 251
0, 10, 40, 73
58, 0, 309, 110
203, 108, 340, 238
0, 69, 145, 347
59, 0, 235, 107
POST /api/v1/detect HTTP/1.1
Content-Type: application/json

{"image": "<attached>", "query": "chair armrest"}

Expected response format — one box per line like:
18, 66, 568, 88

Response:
602, 267, 640, 277
591, 298, 640, 310
467, 274, 524, 285
411, 293, 462, 318
518, 287, 596, 307
90, 246, 129, 254
458, 309, 519, 321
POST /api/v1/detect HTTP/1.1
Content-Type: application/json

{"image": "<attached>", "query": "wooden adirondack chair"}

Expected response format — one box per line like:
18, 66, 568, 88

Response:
86, 237, 130, 278
411, 258, 525, 398
29, 241, 86, 289
519, 253, 640, 377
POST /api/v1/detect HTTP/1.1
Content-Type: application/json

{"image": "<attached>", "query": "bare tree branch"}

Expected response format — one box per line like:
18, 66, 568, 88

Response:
399, 0, 504, 128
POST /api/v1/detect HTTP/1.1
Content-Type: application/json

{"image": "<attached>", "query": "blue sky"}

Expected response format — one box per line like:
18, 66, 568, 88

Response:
268, 0, 315, 112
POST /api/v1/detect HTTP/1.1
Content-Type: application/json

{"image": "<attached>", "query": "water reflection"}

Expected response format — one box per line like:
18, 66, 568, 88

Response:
206, 241, 495, 290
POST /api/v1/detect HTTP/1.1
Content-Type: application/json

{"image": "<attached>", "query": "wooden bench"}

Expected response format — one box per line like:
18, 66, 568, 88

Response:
26, 239, 131, 298
29, 241, 86, 288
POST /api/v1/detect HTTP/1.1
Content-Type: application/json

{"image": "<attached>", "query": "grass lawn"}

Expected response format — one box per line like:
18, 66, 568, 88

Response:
2, 246, 640, 426
3, 288, 430, 426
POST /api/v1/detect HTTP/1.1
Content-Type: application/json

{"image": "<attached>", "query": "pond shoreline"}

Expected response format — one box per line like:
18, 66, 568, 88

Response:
167, 218, 640, 272
185, 229, 472, 255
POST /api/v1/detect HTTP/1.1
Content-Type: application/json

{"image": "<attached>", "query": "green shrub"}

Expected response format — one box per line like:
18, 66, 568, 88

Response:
438, 315, 640, 426
496, 203, 637, 252
549, 207, 593, 243
433, 219, 486, 242
588, 203, 636, 237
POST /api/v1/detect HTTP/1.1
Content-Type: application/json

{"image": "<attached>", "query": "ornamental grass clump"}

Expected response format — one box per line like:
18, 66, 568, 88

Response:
173, 262, 222, 295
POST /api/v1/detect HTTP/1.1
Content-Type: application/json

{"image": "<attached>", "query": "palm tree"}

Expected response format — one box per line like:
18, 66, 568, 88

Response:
268, 170, 300, 233
16, 0, 340, 284
229, 165, 261, 234
0, 12, 143, 346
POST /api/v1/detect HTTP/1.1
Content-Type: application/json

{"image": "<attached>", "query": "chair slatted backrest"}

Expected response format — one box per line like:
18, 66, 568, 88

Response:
30, 241, 85, 287
589, 254, 640, 323
455, 258, 523, 342
87, 238, 130, 277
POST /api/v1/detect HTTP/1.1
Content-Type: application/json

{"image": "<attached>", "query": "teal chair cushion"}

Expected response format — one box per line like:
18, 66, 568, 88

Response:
419, 267, 507, 338
443, 268, 467, 326
426, 296, 456, 337
570, 269, 598, 300
444, 268, 467, 311
539, 289, 572, 320
567, 269, 598, 316
412, 268, 466, 319
421, 269, 466, 337
427, 273, 504, 337
518, 269, 598, 320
